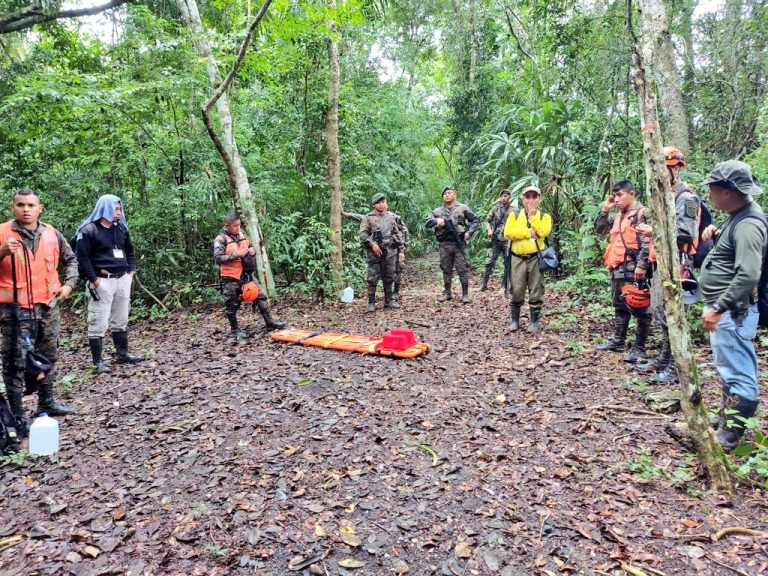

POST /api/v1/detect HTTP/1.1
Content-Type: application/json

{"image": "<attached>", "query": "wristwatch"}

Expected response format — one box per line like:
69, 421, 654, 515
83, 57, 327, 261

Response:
710, 302, 727, 314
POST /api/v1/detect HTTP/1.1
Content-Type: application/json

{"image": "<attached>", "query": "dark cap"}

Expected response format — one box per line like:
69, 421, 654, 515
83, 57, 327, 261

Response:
371, 192, 386, 205
704, 160, 762, 196
442, 186, 455, 195
500, 189, 511, 197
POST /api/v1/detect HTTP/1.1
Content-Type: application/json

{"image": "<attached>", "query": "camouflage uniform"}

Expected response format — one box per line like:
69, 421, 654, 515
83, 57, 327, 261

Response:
481, 201, 515, 290
1, 221, 77, 435
425, 203, 478, 299
359, 211, 402, 307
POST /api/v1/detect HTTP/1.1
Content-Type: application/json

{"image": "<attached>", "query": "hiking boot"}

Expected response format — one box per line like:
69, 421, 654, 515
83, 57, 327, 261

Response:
256, 300, 286, 330
527, 308, 541, 333
366, 302, 376, 313
717, 394, 759, 451
7, 389, 29, 438
638, 330, 671, 372
623, 316, 651, 363
384, 301, 401, 309
232, 329, 249, 340
509, 305, 521, 332
112, 330, 143, 363
461, 282, 470, 304
88, 337, 109, 374
479, 271, 490, 291
595, 311, 630, 351
37, 381, 74, 417
438, 290, 452, 302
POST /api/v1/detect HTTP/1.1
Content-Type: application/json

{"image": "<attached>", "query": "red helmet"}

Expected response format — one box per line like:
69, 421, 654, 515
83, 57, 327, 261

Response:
663, 145, 686, 167
241, 281, 260, 303
621, 281, 651, 312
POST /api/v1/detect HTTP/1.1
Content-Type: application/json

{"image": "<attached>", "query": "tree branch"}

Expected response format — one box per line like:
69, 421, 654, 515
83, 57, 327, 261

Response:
0, 0, 136, 34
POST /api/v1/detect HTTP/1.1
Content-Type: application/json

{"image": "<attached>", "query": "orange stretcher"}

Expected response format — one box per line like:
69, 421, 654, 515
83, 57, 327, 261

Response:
270, 328, 430, 358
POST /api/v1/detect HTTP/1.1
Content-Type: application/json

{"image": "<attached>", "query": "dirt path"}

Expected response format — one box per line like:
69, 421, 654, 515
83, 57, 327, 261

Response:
2, 254, 767, 575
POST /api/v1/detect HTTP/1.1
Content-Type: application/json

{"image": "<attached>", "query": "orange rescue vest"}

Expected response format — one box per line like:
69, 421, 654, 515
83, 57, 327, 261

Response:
603, 208, 657, 270
217, 232, 249, 280
0, 221, 61, 307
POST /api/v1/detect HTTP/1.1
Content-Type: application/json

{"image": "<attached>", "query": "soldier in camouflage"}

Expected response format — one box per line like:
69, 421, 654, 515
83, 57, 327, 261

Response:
480, 189, 515, 291
359, 193, 404, 313
0, 188, 78, 437
425, 187, 478, 303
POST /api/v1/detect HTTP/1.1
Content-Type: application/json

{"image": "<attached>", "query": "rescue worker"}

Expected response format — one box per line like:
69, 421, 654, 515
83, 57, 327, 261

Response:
344, 207, 410, 301
425, 187, 478, 303
480, 189, 515, 292
213, 212, 285, 338
594, 181, 655, 361
359, 193, 404, 313
75, 194, 143, 373
0, 188, 77, 436
635, 146, 701, 383
504, 186, 552, 332
699, 160, 766, 451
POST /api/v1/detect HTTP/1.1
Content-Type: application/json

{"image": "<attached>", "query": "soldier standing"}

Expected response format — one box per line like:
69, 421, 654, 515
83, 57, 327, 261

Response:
425, 187, 478, 303
359, 193, 403, 313
480, 189, 515, 292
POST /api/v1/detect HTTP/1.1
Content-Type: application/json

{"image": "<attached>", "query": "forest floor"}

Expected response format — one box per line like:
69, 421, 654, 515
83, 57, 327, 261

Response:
2, 254, 768, 576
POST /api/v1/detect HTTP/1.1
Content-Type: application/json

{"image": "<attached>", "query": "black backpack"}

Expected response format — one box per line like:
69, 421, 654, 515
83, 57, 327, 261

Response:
726, 210, 768, 328
0, 395, 20, 455
693, 199, 714, 269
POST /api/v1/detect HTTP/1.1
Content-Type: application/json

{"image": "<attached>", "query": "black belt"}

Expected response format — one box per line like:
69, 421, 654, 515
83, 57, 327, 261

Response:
511, 253, 536, 260
97, 270, 127, 279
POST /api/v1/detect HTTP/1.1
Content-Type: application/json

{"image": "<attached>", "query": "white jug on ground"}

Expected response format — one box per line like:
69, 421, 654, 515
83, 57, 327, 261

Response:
340, 286, 354, 303
28, 413, 59, 456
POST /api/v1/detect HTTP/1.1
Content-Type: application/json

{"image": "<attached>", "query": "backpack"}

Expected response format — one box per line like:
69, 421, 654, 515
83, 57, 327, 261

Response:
0, 395, 20, 455
726, 210, 768, 328
692, 199, 713, 269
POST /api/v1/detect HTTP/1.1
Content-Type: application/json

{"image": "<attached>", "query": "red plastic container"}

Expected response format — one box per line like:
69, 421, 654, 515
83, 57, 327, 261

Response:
379, 328, 417, 350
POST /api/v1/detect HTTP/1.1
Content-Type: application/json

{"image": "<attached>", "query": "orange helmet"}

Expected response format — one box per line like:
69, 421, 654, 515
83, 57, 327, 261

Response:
241, 281, 260, 303
663, 146, 686, 167
621, 281, 651, 312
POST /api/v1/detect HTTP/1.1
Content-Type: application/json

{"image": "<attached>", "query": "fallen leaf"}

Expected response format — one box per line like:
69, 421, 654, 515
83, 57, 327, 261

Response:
315, 525, 326, 537
455, 540, 472, 558
338, 558, 366, 568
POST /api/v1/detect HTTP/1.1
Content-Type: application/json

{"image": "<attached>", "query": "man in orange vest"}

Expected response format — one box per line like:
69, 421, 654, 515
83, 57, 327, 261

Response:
594, 181, 655, 361
213, 212, 285, 339
635, 146, 702, 383
0, 188, 78, 437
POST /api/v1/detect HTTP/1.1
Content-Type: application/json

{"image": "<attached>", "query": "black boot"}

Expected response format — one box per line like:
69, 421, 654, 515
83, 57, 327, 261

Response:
595, 311, 630, 351
461, 282, 470, 304
112, 330, 143, 363
7, 389, 28, 438
637, 333, 671, 372
37, 380, 74, 417
227, 313, 248, 339
393, 281, 401, 301
88, 337, 109, 374
384, 283, 400, 309
717, 393, 759, 451
509, 305, 521, 331
623, 316, 651, 363
527, 308, 541, 333
479, 269, 491, 291
438, 283, 452, 302
256, 300, 286, 330
648, 361, 677, 384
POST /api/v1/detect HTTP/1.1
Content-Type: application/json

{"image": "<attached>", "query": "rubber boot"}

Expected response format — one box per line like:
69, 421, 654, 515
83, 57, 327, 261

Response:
623, 315, 651, 363
7, 388, 28, 438
227, 313, 248, 340
257, 300, 286, 330
479, 268, 491, 291
717, 393, 759, 451
88, 337, 109, 374
36, 379, 74, 417
509, 305, 521, 332
637, 333, 670, 372
112, 330, 144, 363
595, 311, 630, 351
461, 282, 470, 304
384, 283, 400, 309
527, 308, 541, 333
438, 283, 452, 302
393, 281, 401, 302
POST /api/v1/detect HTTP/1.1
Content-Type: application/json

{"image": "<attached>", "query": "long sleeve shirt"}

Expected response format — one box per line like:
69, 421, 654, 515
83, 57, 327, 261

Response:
425, 203, 478, 242
504, 210, 552, 255
76, 221, 136, 283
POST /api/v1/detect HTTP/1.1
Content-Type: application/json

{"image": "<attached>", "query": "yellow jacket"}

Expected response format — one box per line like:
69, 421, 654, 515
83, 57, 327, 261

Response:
503, 210, 553, 255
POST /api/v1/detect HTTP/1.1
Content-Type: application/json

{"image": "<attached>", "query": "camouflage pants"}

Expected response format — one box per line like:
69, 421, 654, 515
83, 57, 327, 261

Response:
510, 253, 544, 309
1, 303, 59, 398
610, 273, 652, 318
221, 277, 267, 316
484, 240, 509, 271
394, 258, 405, 287
439, 242, 469, 286
366, 249, 397, 299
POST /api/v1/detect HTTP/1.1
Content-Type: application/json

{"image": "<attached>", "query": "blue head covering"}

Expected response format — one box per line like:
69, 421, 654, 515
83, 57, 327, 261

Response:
76, 194, 127, 238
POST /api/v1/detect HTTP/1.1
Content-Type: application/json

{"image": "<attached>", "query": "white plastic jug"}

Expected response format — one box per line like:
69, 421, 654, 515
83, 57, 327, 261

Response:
28, 413, 59, 456
340, 286, 354, 303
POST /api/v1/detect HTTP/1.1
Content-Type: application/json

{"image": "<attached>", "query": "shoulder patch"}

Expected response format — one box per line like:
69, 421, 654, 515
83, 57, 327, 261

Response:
684, 199, 698, 219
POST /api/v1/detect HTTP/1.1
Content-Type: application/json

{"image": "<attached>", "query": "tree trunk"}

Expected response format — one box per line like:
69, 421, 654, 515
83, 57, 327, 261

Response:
632, 0, 733, 491
468, 0, 478, 85
657, 32, 690, 153
175, 0, 275, 295
326, 0, 343, 290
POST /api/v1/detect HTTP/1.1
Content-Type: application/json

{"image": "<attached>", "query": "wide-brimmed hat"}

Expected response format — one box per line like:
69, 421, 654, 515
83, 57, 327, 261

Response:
704, 160, 762, 196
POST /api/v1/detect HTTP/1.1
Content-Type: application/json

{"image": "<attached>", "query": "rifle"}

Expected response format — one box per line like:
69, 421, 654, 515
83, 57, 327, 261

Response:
502, 246, 511, 296
441, 208, 466, 250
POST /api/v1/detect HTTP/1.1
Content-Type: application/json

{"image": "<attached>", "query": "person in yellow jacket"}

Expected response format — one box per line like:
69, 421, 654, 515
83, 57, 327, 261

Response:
503, 186, 552, 332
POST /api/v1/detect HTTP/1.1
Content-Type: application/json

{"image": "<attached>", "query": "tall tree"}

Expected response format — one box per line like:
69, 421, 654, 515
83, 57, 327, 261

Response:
175, 0, 276, 295
327, 0, 343, 290
631, 0, 732, 491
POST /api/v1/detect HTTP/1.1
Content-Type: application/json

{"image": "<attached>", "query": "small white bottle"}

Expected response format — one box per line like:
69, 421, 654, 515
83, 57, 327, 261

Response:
340, 286, 354, 303
28, 413, 59, 456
